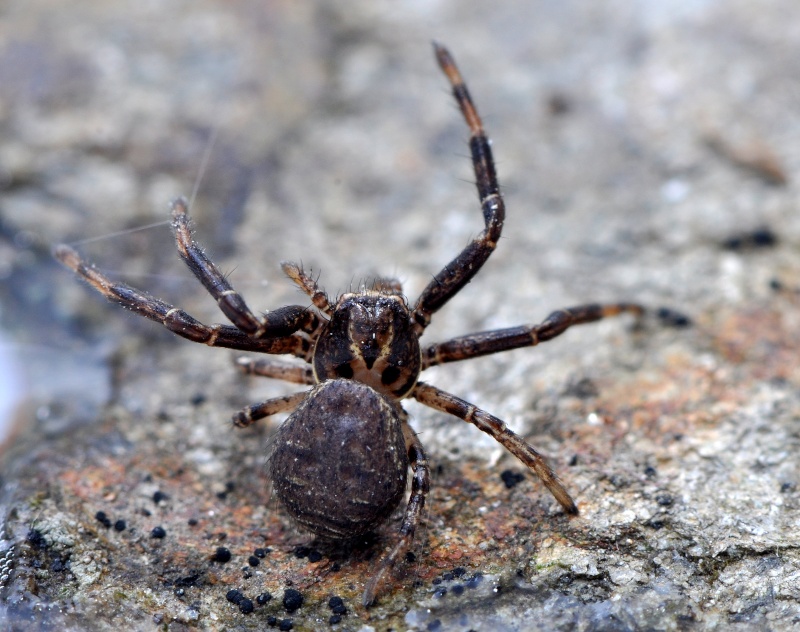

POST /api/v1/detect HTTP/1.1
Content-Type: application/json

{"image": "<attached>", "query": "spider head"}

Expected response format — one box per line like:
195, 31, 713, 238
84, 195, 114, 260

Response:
313, 292, 421, 398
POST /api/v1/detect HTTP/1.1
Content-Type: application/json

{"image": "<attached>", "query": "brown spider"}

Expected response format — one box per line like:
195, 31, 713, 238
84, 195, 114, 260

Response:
55, 44, 685, 606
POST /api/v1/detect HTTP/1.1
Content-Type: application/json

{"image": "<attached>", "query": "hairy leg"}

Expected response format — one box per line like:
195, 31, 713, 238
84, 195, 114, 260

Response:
171, 198, 318, 337
411, 44, 505, 334
423, 303, 645, 368
362, 424, 430, 606
54, 244, 311, 356
412, 381, 577, 515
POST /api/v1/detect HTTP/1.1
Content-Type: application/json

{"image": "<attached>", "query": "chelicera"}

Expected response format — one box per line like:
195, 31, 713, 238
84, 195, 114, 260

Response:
55, 44, 683, 606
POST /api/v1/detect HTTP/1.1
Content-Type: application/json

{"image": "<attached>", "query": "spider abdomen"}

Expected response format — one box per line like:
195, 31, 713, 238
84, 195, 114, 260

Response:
268, 379, 409, 541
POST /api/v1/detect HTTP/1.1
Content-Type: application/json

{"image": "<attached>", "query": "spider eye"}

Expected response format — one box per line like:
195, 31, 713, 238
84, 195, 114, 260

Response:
335, 363, 354, 379
381, 366, 401, 385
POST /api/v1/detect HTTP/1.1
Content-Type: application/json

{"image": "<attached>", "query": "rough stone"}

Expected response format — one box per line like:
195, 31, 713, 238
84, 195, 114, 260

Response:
2, 0, 800, 630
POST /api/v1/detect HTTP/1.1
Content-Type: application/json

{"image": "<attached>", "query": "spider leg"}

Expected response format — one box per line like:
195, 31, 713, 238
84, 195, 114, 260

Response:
54, 245, 311, 357
422, 302, 645, 369
232, 390, 308, 428
363, 424, 430, 607
412, 381, 577, 515
171, 198, 319, 337
235, 357, 315, 384
281, 261, 333, 315
411, 44, 505, 334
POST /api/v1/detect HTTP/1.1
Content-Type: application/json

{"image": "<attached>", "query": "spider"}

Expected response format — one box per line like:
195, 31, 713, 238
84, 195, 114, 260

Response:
55, 43, 684, 606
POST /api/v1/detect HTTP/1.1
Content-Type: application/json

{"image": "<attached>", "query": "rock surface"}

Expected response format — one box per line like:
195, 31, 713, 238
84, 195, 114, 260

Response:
1, 1, 799, 630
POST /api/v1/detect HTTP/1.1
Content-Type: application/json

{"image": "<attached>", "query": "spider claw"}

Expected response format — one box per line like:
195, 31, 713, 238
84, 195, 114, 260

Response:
169, 195, 190, 219
53, 243, 79, 269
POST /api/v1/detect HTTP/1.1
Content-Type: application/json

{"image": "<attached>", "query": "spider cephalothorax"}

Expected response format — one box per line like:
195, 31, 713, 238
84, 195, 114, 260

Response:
312, 291, 421, 398
56, 43, 685, 606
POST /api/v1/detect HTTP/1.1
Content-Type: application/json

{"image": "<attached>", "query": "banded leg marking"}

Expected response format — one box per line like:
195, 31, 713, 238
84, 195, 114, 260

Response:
412, 381, 577, 515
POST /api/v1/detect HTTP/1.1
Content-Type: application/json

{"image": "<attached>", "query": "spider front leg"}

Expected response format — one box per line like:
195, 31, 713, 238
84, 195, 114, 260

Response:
411, 44, 505, 334
363, 424, 430, 607
54, 244, 311, 357
422, 303, 645, 368
412, 381, 578, 514
171, 198, 319, 337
